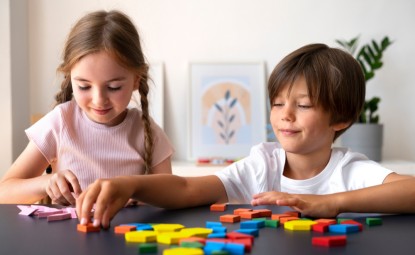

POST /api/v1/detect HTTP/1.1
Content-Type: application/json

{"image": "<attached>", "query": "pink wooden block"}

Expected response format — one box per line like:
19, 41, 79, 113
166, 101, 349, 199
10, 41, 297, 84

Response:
47, 212, 72, 222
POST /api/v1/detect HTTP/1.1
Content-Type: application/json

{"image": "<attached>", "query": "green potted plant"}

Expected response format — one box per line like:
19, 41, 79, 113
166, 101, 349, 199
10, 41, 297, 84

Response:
335, 35, 393, 161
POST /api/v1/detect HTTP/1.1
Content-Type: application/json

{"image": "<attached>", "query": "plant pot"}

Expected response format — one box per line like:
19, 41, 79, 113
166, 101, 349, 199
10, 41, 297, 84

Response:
340, 123, 383, 162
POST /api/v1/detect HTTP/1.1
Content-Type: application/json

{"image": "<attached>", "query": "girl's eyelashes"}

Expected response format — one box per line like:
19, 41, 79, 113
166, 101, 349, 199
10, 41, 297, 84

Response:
108, 86, 121, 91
78, 85, 90, 91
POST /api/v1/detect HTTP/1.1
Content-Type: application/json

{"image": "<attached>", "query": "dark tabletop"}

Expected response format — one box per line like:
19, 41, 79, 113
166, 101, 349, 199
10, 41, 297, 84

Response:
1, 204, 415, 255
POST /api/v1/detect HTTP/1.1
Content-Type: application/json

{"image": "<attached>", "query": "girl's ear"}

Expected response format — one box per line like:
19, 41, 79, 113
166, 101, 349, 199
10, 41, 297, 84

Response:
332, 121, 351, 132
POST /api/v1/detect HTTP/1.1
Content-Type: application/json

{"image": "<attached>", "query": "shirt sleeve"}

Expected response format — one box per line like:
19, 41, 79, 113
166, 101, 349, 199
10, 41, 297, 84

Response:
25, 107, 62, 164
150, 119, 174, 167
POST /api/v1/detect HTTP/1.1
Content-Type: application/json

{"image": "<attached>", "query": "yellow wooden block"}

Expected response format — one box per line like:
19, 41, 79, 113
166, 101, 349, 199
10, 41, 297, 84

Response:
152, 224, 185, 233
180, 227, 213, 238
163, 247, 204, 255
157, 232, 190, 245
284, 220, 317, 231
125, 230, 157, 243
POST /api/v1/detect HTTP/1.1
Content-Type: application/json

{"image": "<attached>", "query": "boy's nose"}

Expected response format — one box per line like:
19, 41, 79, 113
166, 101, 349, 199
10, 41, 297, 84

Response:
281, 105, 295, 121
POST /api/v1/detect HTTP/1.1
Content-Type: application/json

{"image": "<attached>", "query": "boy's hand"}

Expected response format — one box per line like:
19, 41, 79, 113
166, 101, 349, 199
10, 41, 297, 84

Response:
251, 191, 340, 218
45, 169, 81, 205
76, 177, 134, 229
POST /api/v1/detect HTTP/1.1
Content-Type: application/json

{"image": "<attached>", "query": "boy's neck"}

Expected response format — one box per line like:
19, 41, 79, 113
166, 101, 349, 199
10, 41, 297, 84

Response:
283, 149, 332, 180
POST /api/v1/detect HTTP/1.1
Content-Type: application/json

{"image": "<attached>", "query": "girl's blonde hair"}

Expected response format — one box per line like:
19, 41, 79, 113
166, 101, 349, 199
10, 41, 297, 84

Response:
55, 10, 154, 173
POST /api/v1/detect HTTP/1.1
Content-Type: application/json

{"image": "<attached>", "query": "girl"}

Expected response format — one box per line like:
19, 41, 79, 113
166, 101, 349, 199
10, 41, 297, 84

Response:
0, 10, 173, 205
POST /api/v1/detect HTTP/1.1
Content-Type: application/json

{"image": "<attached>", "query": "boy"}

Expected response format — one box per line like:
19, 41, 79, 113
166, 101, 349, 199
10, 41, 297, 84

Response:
77, 43, 415, 228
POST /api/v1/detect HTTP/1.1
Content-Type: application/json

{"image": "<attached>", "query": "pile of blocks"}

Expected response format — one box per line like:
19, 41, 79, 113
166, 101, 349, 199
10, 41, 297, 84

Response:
18, 205, 77, 221
76, 203, 383, 254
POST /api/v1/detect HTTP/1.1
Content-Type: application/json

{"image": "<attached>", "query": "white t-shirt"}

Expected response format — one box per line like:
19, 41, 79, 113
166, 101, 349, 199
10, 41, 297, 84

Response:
215, 142, 393, 203
26, 100, 174, 190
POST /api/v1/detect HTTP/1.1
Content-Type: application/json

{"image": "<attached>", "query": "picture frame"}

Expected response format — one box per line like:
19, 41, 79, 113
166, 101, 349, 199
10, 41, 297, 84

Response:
189, 62, 267, 160
129, 62, 164, 128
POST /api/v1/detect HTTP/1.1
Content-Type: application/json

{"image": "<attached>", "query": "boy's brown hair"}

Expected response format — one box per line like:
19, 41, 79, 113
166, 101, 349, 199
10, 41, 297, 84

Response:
268, 43, 365, 140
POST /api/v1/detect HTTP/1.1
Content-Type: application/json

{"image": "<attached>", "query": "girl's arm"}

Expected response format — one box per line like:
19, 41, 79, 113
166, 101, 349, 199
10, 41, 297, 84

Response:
76, 174, 228, 228
0, 141, 51, 203
149, 157, 172, 174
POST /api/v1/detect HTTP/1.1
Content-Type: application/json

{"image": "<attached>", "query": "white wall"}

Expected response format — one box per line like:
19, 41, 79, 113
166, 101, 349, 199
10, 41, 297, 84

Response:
23, 0, 415, 162
0, 0, 13, 173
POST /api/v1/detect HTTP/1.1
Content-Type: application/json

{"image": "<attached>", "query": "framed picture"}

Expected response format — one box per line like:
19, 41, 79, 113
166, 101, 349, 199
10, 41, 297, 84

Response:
129, 62, 164, 128
189, 62, 267, 160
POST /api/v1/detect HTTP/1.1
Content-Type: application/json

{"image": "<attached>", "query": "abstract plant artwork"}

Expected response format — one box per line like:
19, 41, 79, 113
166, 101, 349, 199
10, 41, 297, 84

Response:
189, 63, 266, 159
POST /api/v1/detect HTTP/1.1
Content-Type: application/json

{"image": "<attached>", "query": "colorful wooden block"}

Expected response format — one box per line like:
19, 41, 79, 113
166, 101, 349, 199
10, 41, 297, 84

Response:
152, 223, 185, 233
114, 225, 137, 234
125, 230, 157, 243
366, 217, 382, 226
47, 212, 71, 222
239, 211, 262, 219
157, 232, 190, 245
341, 220, 363, 231
279, 216, 300, 224
163, 247, 204, 255
312, 222, 331, 233
233, 208, 252, 216
180, 227, 213, 238
312, 235, 347, 247
138, 243, 158, 253
265, 219, 279, 228
314, 219, 337, 225
284, 220, 316, 231
252, 209, 272, 217
77, 223, 100, 233
219, 214, 241, 223
210, 204, 227, 212
271, 213, 291, 220
329, 224, 360, 234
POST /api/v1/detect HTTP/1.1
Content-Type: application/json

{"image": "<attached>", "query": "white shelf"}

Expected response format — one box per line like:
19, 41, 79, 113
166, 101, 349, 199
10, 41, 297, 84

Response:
172, 160, 415, 177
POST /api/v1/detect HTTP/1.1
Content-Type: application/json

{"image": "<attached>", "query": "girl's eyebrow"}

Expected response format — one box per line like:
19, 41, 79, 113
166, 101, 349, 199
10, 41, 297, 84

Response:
72, 76, 127, 83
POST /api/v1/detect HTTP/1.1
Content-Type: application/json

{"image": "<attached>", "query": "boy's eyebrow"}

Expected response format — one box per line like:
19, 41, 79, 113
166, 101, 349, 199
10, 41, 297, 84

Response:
72, 76, 127, 83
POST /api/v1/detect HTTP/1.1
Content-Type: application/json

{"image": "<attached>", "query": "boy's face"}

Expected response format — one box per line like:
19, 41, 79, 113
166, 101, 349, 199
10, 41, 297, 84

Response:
270, 76, 344, 156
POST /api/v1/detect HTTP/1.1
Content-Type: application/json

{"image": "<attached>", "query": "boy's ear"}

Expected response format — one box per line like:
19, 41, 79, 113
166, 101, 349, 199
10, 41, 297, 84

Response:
332, 122, 351, 132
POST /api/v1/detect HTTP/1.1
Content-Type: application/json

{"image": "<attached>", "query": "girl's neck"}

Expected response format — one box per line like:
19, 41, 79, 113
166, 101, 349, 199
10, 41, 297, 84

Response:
283, 149, 332, 180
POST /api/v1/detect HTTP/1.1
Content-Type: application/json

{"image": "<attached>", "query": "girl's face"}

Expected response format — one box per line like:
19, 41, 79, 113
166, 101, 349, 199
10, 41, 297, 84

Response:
70, 51, 138, 126
270, 76, 345, 157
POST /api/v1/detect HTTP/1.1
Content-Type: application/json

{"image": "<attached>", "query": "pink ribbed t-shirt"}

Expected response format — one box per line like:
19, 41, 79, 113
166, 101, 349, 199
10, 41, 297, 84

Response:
26, 100, 174, 190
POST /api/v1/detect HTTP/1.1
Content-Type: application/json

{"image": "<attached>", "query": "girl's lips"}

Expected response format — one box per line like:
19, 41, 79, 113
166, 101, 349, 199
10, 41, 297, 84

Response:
93, 108, 111, 115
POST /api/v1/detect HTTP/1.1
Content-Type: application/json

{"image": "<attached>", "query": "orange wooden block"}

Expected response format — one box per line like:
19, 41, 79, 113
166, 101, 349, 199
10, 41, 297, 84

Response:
271, 214, 291, 220
239, 211, 262, 219
220, 214, 241, 223
253, 209, 272, 217
210, 203, 227, 212
114, 225, 137, 234
233, 208, 252, 216
314, 219, 337, 225
279, 216, 299, 224
77, 223, 100, 233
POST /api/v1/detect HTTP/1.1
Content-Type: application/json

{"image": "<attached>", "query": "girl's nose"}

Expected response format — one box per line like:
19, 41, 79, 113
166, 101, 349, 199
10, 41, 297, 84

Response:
92, 88, 108, 107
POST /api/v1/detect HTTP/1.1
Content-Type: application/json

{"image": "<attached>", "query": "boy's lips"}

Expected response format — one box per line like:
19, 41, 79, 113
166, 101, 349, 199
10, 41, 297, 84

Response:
279, 129, 300, 135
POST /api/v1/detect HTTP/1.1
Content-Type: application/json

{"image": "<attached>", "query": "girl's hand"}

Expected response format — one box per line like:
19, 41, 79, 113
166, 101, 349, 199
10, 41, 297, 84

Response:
76, 177, 134, 229
251, 191, 340, 218
45, 170, 82, 205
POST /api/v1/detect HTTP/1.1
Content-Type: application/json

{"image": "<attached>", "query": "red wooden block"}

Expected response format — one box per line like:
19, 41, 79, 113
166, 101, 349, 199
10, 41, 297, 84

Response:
114, 225, 137, 234
77, 223, 100, 233
231, 238, 253, 252
283, 210, 301, 218
252, 209, 272, 217
312, 222, 331, 233
341, 220, 363, 231
220, 214, 241, 223
226, 232, 254, 243
315, 219, 337, 225
210, 203, 227, 212
312, 235, 347, 247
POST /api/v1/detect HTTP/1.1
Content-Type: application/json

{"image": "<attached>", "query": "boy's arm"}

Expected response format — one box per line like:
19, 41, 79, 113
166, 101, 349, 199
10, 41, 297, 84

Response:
252, 174, 415, 218
76, 174, 227, 228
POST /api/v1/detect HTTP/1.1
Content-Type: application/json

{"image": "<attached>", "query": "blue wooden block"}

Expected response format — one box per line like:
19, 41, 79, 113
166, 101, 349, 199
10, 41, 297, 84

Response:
235, 228, 259, 237
240, 220, 264, 229
224, 243, 245, 255
212, 226, 227, 233
206, 221, 223, 228
329, 224, 359, 234
208, 232, 227, 238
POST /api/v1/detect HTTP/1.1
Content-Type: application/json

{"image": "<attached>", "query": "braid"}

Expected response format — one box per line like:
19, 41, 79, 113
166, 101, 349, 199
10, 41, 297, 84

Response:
138, 68, 154, 174
54, 75, 73, 106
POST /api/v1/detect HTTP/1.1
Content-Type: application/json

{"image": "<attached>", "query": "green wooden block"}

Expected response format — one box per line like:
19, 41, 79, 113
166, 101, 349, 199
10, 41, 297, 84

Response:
212, 250, 230, 255
138, 243, 157, 253
366, 217, 382, 226
253, 217, 267, 221
180, 241, 204, 249
337, 218, 351, 223
265, 219, 279, 228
